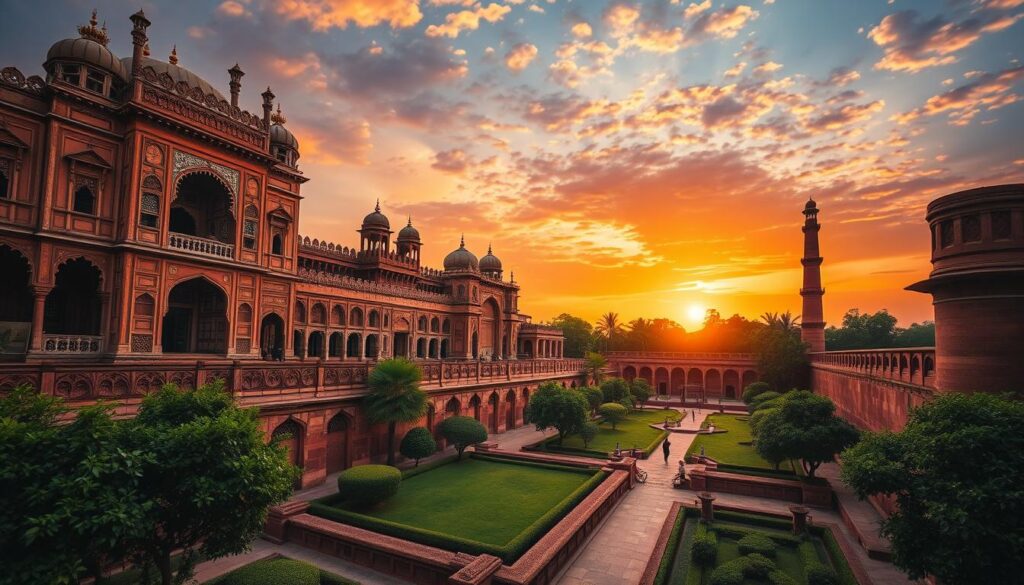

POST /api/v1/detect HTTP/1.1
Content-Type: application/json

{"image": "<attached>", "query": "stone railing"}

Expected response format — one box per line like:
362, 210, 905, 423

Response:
810, 347, 936, 389
168, 233, 234, 259
297, 268, 452, 303
0, 358, 586, 404
604, 351, 759, 361
41, 335, 103, 354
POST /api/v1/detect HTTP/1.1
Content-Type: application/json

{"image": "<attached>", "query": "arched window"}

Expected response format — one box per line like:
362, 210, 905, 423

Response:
44, 258, 102, 336
271, 233, 283, 255
0, 159, 10, 199
243, 204, 259, 250
293, 330, 304, 357
73, 184, 95, 214
442, 319, 451, 334
346, 333, 361, 358
369, 310, 380, 328
418, 316, 427, 332
331, 305, 345, 326
350, 307, 364, 327
311, 303, 326, 324
307, 331, 324, 358
140, 193, 159, 228
134, 293, 155, 320
171, 173, 235, 244
294, 301, 306, 323
430, 317, 439, 333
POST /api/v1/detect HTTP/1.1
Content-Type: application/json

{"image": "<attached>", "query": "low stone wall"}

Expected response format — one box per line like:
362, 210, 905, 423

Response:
811, 363, 933, 432
266, 449, 634, 585
686, 464, 833, 507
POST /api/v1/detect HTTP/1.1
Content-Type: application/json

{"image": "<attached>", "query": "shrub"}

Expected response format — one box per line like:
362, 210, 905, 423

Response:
579, 421, 599, 448
438, 415, 489, 459
708, 564, 743, 585
337, 465, 401, 506
708, 553, 780, 585
600, 378, 631, 403
738, 533, 776, 558
630, 378, 653, 405
768, 570, 800, 585
215, 558, 320, 585
750, 407, 779, 435
806, 563, 839, 585
742, 381, 772, 404
750, 391, 782, 409
753, 397, 783, 413
581, 387, 604, 413
744, 553, 775, 579
598, 402, 628, 429
399, 427, 436, 466
691, 525, 718, 565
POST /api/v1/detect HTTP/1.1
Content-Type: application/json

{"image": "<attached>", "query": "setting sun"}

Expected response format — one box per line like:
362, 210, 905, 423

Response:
685, 304, 707, 327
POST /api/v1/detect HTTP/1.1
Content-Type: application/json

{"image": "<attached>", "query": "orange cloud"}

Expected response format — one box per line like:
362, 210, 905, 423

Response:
505, 43, 539, 72
425, 3, 512, 38
274, 0, 423, 31
571, 22, 593, 38
892, 65, 1024, 125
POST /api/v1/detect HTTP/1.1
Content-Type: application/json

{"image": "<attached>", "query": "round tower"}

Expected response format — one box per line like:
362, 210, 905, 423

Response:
800, 198, 826, 353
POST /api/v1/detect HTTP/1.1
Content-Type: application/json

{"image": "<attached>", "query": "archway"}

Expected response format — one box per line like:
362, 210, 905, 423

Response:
706, 369, 722, 397
161, 277, 227, 354
522, 388, 530, 424
654, 367, 670, 395
505, 390, 516, 430
446, 397, 461, 417
328, 332, 343, 358
365, 334, 378, 359
671, 367, 686, 397
0, 245, 33, 354
638, 366, 653, 385
489, 393, 499, 433
271, 419, 303, 488
416, 337, 426, 358
469, 395, 482, 421
170, 173, 235, 244
622, 365, 637, 382
326, 412, 349, 474
307, 331, 324, 358
440, 338, 449, 359
44, 258, 102, 337
259, 313, 284, 358
480, 298, 501, 358
723, 370, 740, 399
687, 368, 704, 402
293, 330, 304, 358
346, 333, 361, 358
428, 338, 438, 358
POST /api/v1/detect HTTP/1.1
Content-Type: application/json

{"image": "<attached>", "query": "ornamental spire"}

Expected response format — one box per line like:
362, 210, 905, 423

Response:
375, 198, 381, 213
460, 234, 465, 248
78, 9, 110, 45
169, 45, 178, 65
271, 103, 286, 125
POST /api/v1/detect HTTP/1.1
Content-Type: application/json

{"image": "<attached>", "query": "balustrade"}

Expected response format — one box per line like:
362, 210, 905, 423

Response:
41, 334, 103, 354
810, 347, 936, 388
168, 233, 234, 259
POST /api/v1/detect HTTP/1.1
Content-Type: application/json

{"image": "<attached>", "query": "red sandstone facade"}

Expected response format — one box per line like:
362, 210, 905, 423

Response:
0, 10, 577, 488
607, 352, 759, 401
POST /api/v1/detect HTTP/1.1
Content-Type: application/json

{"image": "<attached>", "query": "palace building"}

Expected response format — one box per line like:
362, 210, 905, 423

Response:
0, 10, 577, 488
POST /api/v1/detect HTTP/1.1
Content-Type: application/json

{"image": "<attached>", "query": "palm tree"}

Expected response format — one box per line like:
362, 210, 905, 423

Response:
595, 312, 624, 341
584, 352, 608, 385
363, 358, 427, 466
761, 311, 801, 334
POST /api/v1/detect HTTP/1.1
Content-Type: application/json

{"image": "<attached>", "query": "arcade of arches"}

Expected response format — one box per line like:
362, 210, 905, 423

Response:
618, 363, 759, 400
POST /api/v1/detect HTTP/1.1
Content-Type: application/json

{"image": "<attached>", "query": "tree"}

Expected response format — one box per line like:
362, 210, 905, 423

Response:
363, 358, 427, 465
580, 386, 604, 414
584, 351, 608, 384
524, 382, 589, 445
600, 377, 631, 404
892, 321, 935, 347
127, 381, 296, 585
594, 312, 625, 342
439, 416, 489, 460
753, 391, 859, 478
841, 393, 1024, 585
399, 427, 436, 466
580, 421, 599, 448
0, 386, 148, 584
824, 308, 898, 350
550, 313, 596, 357
598, 402, 628, 429
741, 381, 772, 404
753, 327, 809, 391
630, 378, 652, 406
760, 311, 800, 333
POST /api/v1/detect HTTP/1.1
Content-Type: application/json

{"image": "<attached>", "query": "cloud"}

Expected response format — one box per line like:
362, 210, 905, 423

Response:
432, 148, 472, 173
823, 66, 860, 87
292, 115, 373, 166
325, 37, 468, 99
892, 65, 1024, 125
425, 2, 512, 38
868, 9, 1023, 72
684, 0, 711, 19
218, 1, 251, 18
571, 22, 593, 38
690, 5, 760, 40
806, 100, 885, 132
273, 0, 423, 31
505, 43, 539, 71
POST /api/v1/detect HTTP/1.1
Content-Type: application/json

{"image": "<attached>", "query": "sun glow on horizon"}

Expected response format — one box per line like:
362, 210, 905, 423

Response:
685, 304, 707, 327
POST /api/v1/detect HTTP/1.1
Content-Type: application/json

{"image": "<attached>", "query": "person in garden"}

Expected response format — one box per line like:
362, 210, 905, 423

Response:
662, 436, 671, 464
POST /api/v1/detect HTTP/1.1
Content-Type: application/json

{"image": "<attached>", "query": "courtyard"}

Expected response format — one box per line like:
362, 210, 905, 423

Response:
686, 413, 799, 475
541, 407, 682, 458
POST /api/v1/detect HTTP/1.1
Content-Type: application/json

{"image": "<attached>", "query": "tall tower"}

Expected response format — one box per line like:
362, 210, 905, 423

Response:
800, 198, 826, 352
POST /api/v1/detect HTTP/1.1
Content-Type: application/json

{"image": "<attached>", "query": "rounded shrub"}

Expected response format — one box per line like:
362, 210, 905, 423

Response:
806, 563, 839, 585
399, 426, 436, 466
438, 415, 489, 459
744, 553, 775, 579
337, 464, 401, 506
709, 553, 780, 585
708, 564, 743, 585
598, 402, 628, 429
579, 421, 599, 448
691, 526, 718, 566
738, 533, 777, 558
217, 558, 320, 585
750, 391, 782, 408
768, 570, 800, 585
742, 381, 772, 404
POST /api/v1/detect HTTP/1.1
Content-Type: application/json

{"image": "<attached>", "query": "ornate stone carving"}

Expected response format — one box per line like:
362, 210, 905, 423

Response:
172, 150, 240, 196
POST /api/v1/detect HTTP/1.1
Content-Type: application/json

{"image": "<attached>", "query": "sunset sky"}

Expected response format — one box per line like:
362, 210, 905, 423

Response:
5, 0, 1023, 329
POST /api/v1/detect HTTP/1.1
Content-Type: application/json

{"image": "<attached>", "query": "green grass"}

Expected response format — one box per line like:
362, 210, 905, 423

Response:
686, 413, 797, 473
310, 456, 605, 562
548, 408, 681, 456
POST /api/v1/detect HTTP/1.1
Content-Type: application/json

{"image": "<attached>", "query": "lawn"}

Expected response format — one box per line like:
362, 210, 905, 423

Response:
310, 455, 605, 562
548, 408, 681, 456
686, 413, 798, 474
654, 508, 858, 585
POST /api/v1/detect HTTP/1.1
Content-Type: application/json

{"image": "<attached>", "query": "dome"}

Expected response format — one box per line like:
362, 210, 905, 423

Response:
444, 236, 479, 271
47, 13, 129, 83
398, 218, 420, 242
270, 106, 299, 150
805, 198, 818, 210
480, 244, 502, 272
362, 200, 390, 230
120, 55, 227, 101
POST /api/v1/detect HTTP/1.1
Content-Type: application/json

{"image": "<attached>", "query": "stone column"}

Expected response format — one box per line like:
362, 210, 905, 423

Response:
789, 505, 810, 534
29, 289, 49, 352
698, 492, 716, 522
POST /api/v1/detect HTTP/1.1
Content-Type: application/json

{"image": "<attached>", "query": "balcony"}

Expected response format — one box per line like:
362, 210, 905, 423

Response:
168, 233, 234, 259
41, 334, 103, 354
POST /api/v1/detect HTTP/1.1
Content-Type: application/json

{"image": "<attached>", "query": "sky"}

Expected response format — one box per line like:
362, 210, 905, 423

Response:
4, 0, 1023, 330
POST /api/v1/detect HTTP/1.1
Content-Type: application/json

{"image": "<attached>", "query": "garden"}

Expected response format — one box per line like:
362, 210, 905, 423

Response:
651, 507, 858, 585
309, 453, 607, 564
686, 413, 800, 476
540, 407, 681, 458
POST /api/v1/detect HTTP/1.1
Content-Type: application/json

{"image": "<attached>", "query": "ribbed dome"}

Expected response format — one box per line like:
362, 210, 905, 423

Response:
47, 37, 129, 83
270, 123, 298, 150
805, 198, 817, 210
120, 56, 227, 101
398, 218, 420, 242
480, 244, 502, 272
444, 237, 479, 271
362, 200, 390, 230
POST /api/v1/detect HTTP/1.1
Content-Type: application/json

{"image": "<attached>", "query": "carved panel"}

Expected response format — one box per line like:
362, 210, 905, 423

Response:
172, 150, 240, 196
131, 334, 154, 352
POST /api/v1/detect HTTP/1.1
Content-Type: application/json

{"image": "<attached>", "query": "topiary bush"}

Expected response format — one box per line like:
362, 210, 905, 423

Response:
337, 464, 401, 506
579, 421, 599, 448
598, 402, 628, 429
806, 563, 839, 585
691, 525, 718, 565
750, 391, 782, 409
438, 415, 489, 459
709, 553, 786, 585
399, 426, 436, 466
742, 381, 772, 404
744, 553, 775, 579
738, 533, 777, 558
215, 558, 320, 585
708, 564, 744, 585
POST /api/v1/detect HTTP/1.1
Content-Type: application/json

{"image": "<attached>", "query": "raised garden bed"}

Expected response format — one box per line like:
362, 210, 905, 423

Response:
527, 409, 680, 459
686, 413, 799, 476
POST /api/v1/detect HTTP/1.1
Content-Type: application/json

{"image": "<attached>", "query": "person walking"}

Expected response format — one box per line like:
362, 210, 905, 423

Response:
662, 437, 671, 464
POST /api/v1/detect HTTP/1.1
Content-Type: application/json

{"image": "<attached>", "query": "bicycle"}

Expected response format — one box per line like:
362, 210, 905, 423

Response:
635, 468, 648, 483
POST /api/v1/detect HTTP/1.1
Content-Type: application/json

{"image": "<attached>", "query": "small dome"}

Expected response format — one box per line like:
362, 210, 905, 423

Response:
362, 200, 390, 230
47, 13, 128, 83
120, 55, 227, 101
444, 236, 479, 271
480, 244, 502, 272
805, 198, 818, 210
270, 123, 298, 150
398, 218, 420, 242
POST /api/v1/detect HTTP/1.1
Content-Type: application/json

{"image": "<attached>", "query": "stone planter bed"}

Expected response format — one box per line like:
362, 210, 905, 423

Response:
267, 450, 635, 585
686, 413, 800, 475
642, 503, 866, 585
525, 408, 679, 459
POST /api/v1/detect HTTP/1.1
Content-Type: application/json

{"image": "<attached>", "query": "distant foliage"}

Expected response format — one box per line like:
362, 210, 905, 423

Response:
752, 327, 809, 391
741, 381, 772, 404
600, 378, 631, 404
630, 378, 653, 405
824, 308, 935, 350
580, 386, 604, 413
549, 313, 595, 357
337, 465, 402, 506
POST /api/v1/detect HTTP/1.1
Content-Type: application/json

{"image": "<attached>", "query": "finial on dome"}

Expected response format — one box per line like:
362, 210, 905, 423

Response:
487, 243, 493, 254
510, 271, 515, 283
78, 9, 110, 45
271, 103, 286, 125
169, 45, 178, 65
460, 234, 466, 248
407, 216, 413, 227
375, 198, 381, 213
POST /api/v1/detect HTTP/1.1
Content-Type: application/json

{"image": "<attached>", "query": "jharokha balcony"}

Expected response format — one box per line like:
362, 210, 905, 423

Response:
167, 233, 234, 259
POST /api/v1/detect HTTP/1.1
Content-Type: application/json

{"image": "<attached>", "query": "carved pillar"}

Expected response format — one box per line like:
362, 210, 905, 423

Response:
98, 291, 111, 353
29, 289, 49, 352
698, 492, 716, 523
228, 64, 244, 108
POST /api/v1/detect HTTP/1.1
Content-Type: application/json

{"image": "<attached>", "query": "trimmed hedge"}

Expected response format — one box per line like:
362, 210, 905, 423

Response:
691, 524, 718, 565
817, 527, 859, 585
311, 464, 608, 564
708, 554, 797, 585
470, 453, 598, 475
737, 533, 777, 558
337, 465, 401, 506
807, 563, 840, 585
210, 557, 358, 585
652, 507, 691, 585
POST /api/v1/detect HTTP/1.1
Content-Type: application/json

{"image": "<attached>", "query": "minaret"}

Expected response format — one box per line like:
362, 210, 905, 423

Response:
800, 198, 826, 352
